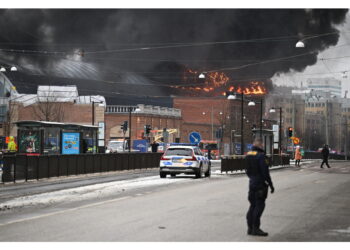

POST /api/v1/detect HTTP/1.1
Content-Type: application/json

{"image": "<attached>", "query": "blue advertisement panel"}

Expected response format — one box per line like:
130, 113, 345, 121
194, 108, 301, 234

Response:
133, 139, 148, 153
234, 143, 254, 155
62, 133, 80, 154
234, 143, 241, 155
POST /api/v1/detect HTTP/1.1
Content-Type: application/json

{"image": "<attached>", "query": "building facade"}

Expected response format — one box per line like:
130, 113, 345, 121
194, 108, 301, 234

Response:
306, 78, 342, 98
105, 104, 182, 144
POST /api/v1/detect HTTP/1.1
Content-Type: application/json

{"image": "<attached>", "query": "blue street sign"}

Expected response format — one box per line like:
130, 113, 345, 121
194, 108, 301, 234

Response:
189, 132, 201, 144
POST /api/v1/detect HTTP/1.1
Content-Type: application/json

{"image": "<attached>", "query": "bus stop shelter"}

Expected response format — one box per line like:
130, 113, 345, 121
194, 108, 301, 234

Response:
15, 121, 99, 155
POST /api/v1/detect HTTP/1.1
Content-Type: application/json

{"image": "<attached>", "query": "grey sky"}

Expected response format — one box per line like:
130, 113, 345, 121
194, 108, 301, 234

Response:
272, 12, 350, 96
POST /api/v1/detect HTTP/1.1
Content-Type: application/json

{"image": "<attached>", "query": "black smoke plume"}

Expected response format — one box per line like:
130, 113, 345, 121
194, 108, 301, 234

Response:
0, 9, 348, 103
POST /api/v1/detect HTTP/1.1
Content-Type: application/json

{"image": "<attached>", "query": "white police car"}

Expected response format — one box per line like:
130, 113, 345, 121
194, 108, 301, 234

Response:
159, 144, 211, 178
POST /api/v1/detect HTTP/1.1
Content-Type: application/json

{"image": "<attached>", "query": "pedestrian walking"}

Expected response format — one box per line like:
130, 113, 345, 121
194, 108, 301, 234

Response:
295, 146, 302, 167
207, 149, 212, 166
320, 144, 331, 168
207, 149, 212, 160
245, 138, 275, 237
151, 141, 159, 153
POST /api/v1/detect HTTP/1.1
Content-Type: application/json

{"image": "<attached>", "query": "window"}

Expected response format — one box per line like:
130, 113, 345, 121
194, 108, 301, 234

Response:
165, 148, 193, 156
195, 148, 203, 155
44, 127, 60, 154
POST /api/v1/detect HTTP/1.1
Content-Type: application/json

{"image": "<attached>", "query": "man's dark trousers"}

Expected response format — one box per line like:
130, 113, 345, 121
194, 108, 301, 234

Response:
320, 158, 330, 168
247, 186, 268, 230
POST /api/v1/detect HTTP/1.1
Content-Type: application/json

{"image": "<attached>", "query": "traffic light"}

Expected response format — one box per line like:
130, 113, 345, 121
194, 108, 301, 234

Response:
144, 125, 151, 135
121, 121, 128, 132
288, 127, 293, 138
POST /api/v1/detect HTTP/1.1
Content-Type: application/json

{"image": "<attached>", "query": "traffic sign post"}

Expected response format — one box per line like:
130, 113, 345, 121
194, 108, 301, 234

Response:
189, 132, 201, 145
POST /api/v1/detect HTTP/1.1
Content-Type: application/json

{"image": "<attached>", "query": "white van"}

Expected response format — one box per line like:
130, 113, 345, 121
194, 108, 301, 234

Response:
106, 140, 128, 153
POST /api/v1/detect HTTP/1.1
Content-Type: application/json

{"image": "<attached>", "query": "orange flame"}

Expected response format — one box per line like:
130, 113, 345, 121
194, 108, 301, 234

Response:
177, 69, 267, 96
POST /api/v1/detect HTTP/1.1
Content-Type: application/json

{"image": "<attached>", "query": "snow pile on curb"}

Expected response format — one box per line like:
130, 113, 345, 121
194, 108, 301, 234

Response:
213, 164, 292, 175
0, 176, 190, 211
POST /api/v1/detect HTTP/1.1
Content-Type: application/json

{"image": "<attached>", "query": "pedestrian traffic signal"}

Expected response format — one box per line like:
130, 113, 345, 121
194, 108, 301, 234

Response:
288, 127, 293, 138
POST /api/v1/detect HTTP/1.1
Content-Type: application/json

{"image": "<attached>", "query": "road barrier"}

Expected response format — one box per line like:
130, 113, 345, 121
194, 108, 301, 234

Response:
221, 154, 290, 173
0, 153, 162, 184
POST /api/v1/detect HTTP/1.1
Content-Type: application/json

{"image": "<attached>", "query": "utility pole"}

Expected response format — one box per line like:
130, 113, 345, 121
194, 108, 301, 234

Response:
345, 116, 348, 160
211, 106, 214, 141
325, 100, 329, 145
260, 99, 263, 139
128, 107, 132, 153
241, 93, 244, 155
279, 107, 282, 155
92, 101, 95, 125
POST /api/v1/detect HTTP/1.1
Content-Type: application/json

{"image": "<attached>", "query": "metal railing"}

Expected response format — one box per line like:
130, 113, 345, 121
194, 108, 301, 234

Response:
0, 153, 162, 184
287, 151, 350, 160
221, 154, 290, 173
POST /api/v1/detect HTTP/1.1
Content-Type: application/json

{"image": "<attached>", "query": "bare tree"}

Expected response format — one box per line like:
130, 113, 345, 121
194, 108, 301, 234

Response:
33, 89, 65, 122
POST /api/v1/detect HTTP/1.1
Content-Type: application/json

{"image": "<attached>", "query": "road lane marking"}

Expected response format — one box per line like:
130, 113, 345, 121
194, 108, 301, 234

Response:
0, 196, 131, 227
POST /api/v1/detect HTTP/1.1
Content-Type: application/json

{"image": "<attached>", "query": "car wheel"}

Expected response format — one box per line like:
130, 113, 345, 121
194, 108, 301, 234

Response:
160, 172, 167, 178
170, 173, 176, 177
205, 165, 211, 178
195, 165, 203, 179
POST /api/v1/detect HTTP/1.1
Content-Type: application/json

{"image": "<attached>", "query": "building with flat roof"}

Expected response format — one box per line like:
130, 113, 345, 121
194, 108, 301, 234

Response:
306, 78, 342, 98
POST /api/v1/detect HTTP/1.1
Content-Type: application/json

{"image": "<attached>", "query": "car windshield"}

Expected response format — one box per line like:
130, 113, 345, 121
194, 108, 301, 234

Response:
164, 148, 193, 156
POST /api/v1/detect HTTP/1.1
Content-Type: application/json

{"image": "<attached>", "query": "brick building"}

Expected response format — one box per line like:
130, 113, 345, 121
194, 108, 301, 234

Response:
173, 96, 262, 154
1, 86, 105, 138
105, 104, 182, 143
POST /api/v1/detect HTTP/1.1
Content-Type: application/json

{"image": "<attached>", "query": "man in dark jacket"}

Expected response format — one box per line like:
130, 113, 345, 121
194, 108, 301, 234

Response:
245, 138, 275, 236
320, 144, 331, 168
151, 141, 159, 153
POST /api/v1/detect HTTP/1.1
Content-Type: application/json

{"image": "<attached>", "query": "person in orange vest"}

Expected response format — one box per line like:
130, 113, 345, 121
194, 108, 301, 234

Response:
295, 146, 302, 167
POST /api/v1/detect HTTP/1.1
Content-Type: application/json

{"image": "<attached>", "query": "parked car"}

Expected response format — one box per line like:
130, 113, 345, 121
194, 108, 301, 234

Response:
159, 144, 211, 178
106, 140, 128, 153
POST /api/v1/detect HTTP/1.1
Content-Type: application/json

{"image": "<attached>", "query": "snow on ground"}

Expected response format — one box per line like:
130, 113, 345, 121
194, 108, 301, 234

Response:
0, 176, 193, 211
0, 161, 315, 211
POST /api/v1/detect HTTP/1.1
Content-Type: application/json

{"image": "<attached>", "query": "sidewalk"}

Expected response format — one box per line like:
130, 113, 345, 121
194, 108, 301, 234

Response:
0, 168, 159, 203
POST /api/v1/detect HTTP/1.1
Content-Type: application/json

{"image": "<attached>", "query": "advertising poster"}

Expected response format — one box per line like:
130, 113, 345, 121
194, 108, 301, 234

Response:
62, 133, 80, 154
18, 130, 40, 154
133, 139, 148, 153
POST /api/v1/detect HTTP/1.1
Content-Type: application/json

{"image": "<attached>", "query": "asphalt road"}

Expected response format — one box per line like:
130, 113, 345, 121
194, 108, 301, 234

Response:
0, 160, 349, 242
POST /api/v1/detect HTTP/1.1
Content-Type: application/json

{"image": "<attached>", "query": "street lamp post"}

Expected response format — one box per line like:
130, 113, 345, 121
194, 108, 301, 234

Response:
127, 106, 141, 153
270, 107, 283, 155
227, 92, 245, 155
248, 98, 264, 139
202, 108, 223, 141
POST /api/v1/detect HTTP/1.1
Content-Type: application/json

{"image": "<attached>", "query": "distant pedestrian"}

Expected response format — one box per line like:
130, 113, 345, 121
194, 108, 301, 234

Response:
207, 149, 212, 160
245, 138, 274, 237
320, 144, 331, 168
295, 146, 302, 167
151, 141, 159, 153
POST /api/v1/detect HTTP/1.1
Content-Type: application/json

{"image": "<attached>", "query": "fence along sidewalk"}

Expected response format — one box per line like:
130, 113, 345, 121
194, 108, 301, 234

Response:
1, 153, 162, 183
221, 154, 290, 173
